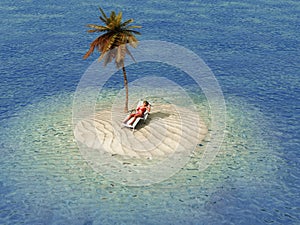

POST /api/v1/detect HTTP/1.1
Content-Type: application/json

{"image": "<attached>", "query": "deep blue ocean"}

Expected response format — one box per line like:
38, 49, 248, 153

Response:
1, 0, 299, 224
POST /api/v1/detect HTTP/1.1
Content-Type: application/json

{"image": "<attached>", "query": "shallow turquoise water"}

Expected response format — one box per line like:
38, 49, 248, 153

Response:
1, 0, 299, 224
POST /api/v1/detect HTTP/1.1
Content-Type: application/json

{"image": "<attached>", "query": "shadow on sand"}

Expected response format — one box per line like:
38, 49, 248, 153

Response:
148, 112, 171, 120
135, 112, 171, 130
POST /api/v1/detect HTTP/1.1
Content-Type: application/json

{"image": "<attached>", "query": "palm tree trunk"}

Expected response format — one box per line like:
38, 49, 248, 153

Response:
122, 66, 129, 112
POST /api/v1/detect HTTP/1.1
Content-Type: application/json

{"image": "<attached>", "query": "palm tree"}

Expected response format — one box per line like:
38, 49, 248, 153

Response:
83, 7, 141, 112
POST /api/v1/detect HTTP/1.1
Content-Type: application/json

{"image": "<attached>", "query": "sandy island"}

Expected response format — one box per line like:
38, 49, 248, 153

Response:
74, 102, 208, 160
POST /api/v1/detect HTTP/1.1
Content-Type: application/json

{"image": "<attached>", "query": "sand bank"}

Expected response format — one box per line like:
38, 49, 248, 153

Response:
74, 102, 208, 160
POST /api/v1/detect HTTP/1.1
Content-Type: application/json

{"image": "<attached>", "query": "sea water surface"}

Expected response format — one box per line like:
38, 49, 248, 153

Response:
1, 0, 299, 224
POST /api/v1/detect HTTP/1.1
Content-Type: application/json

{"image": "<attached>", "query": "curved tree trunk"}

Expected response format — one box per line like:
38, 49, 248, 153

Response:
122, 66, 129, 112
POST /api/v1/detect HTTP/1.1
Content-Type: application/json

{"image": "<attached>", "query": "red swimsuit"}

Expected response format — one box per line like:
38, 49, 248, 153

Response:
137, 106, 146, 114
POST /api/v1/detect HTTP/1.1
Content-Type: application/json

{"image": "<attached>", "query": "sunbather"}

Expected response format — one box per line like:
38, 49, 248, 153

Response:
123, 101, 150, 125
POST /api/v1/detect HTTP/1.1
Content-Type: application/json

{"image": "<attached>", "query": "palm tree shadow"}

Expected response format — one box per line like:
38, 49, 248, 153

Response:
148, 112, 171, 120
135, 112, 171, 130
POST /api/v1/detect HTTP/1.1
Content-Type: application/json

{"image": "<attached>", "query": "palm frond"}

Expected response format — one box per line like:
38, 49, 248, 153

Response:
129, 41, 138, 48
121, 19, 134, 27
86, 24, 109, 31
87, 29, 98, 33
103, 48, 117, 66
126, 25, 142, 29
110, 11, 116, 20
126, 46, 136, 62
125, 34, 139, 47
98, 38, 116, 62
83, 46, 95, 59
116, 12, 122, 25
84, 7, 141, 64
97, 33, 118, 62
83, 39, 98, 59
125, 29, 141, 35
107, 22, 116, 30
118, 33, 127, 45
97, 51, 106, 62
115, 45, 126, 68
99, 16, 107, 24
99, 7, 108, 21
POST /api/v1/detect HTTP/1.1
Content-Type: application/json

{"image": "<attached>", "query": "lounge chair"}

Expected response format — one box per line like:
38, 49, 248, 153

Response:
122, 100, 151, 132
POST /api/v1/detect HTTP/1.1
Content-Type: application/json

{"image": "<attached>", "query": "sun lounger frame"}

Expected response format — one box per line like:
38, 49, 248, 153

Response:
122, 100, 151, 132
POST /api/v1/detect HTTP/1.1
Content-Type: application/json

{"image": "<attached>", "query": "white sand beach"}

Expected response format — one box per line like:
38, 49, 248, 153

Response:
74, 102, 208, 160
